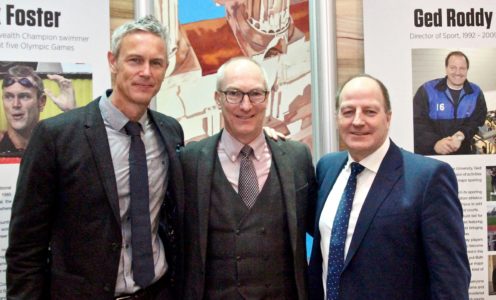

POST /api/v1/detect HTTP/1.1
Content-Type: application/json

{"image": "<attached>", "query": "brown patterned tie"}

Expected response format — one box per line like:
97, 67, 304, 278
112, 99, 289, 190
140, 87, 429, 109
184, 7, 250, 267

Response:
238, 145, 259, 208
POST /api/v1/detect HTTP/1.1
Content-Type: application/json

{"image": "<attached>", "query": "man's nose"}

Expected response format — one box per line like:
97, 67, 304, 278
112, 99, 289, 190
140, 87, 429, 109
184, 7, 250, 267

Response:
239, 94, 253, 111
140, 63, 151, 77
352, 111, 364, 125
12, 97, 22, 108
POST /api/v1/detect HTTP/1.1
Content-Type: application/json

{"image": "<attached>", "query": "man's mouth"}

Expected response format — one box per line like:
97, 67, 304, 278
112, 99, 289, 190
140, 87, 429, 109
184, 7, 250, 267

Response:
11, 113, 24, 120
351, 131, 369, 136
133, 82, 154, 88
236, 114, 254, 120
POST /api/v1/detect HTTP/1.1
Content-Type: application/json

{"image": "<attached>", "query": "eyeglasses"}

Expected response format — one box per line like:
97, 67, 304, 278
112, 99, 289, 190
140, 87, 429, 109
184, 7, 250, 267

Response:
219, 89, 268, 104
2, 77, 39, 90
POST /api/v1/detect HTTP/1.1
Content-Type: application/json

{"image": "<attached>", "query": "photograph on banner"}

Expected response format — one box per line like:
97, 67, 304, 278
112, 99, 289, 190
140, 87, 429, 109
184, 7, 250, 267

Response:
0, 61, 92, 157
489, 255, 496, 295
411, 48, 496, 156
153, 0, 313, 149
487, 166, 496, 201
489, 200, 496, 250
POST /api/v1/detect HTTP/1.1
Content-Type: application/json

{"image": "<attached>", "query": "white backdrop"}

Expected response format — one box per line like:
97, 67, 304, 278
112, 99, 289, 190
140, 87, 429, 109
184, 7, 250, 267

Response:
0, 1, 110, 297
364, 0, 496, 298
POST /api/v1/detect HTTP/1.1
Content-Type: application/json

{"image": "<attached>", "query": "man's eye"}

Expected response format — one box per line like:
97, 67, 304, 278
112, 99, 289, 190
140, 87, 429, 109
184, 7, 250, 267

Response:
152, 60, 164, 67
249, 90, 264, 97
227, 91, 241, 97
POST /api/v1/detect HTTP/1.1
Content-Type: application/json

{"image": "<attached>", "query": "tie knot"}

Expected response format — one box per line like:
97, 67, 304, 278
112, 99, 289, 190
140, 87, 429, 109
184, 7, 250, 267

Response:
240, 145, 253, 158
350, 162, 365, 176
124, 121, 142, 136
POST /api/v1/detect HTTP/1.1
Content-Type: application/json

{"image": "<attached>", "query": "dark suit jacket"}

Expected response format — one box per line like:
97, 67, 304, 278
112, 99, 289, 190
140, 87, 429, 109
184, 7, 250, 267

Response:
180, 131, 317, 300
308, 141, 470, 300
6, 96, 185, 300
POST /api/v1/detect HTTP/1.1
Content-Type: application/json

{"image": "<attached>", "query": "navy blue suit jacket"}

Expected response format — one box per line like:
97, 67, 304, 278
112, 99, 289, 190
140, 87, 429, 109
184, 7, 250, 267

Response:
308, 141, 470, 300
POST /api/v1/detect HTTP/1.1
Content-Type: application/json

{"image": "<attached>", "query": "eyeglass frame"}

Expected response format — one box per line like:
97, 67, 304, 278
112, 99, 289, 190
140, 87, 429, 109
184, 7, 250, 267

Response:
217, 89, 269, 104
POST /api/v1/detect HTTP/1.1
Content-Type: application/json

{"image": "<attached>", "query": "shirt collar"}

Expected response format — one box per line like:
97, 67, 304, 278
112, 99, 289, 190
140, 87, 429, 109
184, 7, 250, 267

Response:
346, 138, 390, 173
220, 129, 266, 162
99, 90, 149, 132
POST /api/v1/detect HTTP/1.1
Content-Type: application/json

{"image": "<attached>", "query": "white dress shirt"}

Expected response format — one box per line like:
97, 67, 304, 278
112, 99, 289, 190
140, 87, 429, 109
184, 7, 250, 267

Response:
319, 138, 390, 293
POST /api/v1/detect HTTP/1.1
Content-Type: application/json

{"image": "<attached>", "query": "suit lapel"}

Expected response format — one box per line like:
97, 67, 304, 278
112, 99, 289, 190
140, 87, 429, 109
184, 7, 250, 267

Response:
267, 137, 298, 255
343, 142, 403, 268
197, 133, 222, 267
149, 110, 184, 200
314, 153, 348, 233
149, 110, 183, 162
83, 99, 121, 224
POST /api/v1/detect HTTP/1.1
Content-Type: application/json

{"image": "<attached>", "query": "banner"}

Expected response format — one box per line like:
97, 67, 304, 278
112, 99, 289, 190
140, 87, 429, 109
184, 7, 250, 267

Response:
0, 1, 110, 297
153, 0, 313, 150
364, 0, 496, 298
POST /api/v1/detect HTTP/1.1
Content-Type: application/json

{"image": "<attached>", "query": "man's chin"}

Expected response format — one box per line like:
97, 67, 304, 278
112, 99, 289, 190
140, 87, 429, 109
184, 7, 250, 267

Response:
132, 93, 155, 105
344, 140, 374, 152
9, 123, 27, 132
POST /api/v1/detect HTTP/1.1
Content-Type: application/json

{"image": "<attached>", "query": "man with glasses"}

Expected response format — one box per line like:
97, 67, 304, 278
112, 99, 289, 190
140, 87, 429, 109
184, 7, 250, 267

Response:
0, 64, 75, 156
181, 56, 317, 299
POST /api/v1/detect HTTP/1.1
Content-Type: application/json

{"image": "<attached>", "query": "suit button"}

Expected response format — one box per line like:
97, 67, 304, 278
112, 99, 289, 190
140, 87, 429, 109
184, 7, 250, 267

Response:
236, 256, 241, 261
235, 229, 240, 235
111, 243, 120, 251
237, 282, 241, 287
103, 284, 112, 292
260, 227, 266, 234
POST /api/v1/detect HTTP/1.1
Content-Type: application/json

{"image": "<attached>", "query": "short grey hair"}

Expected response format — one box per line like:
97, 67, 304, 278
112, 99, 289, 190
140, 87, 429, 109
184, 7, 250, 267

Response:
216, 56, 269, 91
111, 15, 169, 59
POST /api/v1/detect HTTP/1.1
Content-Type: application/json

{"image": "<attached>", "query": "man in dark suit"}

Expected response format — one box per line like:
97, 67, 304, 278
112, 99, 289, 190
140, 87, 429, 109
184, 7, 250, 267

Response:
308, 74, 470, 299
6, 16, 184, 299
181, 56, 316, 299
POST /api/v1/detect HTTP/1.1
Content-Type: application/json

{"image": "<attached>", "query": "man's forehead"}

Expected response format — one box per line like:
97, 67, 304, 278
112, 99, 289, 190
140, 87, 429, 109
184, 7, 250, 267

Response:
447, 55, 467, 65
118, 33, 167, 56
223, 63, 265, 87
341, 80, 383, 101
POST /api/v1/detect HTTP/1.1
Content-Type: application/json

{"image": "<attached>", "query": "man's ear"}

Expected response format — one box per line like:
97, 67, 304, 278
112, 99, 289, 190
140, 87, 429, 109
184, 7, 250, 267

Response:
214, 91, 222, 108
107, 51, 117, 74
38, 95, 47, 112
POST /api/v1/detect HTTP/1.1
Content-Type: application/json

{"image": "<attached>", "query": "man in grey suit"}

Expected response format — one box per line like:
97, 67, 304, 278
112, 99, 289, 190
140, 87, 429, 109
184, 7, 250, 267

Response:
181, 56, 317, 300
6, 16, 184, 299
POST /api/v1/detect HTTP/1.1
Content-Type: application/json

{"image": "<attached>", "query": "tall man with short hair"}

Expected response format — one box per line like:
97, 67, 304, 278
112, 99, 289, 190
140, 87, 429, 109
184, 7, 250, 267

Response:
414, 50, 487, 155
6, 16, 183, 299
308, 74, 470, 299
181, 56, 316, 299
